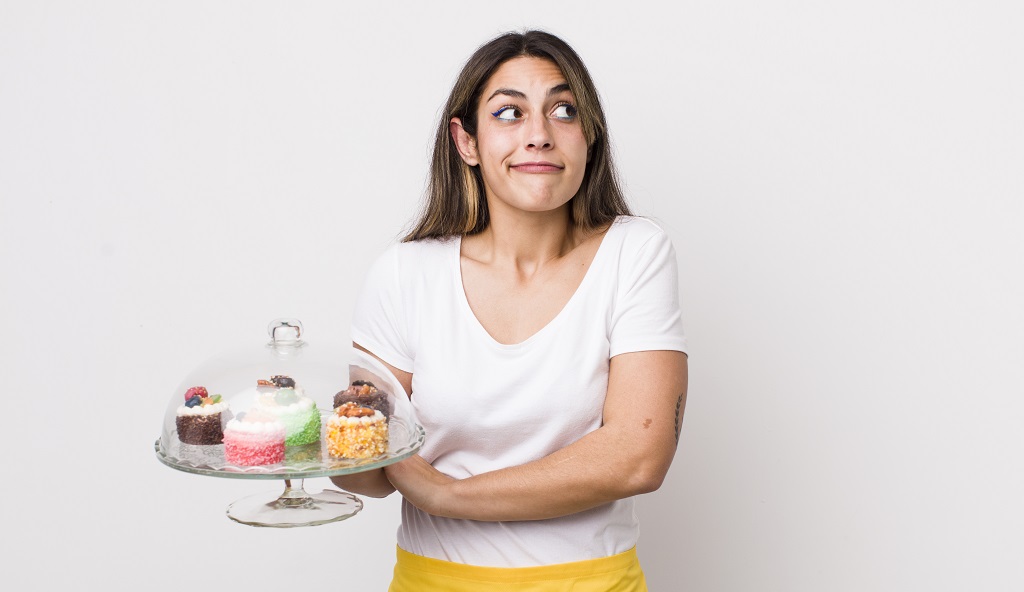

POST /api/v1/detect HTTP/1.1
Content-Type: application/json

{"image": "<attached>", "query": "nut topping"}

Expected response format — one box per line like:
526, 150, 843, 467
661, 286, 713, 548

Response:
257, 375, 296, 388
271, 375, 296, 388
335, 402, 376, 418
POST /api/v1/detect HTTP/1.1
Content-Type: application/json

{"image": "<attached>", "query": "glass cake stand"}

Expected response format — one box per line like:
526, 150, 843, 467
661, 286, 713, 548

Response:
154, 319, 425, 527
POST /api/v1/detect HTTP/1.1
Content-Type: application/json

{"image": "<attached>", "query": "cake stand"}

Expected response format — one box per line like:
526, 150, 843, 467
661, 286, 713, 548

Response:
154, 319, 425, 528
155, 411, 424, 527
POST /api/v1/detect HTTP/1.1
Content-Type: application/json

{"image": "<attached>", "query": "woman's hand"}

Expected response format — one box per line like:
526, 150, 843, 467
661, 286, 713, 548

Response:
384, 455, 456, 516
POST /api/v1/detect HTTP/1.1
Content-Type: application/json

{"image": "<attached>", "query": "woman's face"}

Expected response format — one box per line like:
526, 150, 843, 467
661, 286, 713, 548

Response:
459, 57, 589, 218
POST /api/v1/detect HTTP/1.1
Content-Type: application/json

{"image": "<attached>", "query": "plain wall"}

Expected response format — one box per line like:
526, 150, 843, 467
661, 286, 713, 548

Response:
2, 1, 1021, 589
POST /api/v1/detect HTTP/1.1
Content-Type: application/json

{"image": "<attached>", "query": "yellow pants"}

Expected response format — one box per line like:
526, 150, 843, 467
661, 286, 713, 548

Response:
388, 545, 648, 591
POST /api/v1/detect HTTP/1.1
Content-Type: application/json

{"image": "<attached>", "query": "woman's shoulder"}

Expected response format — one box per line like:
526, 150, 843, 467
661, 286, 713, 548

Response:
606, 215, 674, 252
368, 236, 459, 283
361, 237, 459, 301
382, 235, 459, 262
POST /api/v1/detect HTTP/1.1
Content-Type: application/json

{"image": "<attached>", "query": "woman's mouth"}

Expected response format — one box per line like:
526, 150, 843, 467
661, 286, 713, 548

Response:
510, 161, 564, 173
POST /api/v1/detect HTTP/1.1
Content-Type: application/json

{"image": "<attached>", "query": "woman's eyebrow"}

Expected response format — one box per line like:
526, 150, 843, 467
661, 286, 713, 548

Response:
549, 83, 571, 96
487, 88, 527, 102
485, 83, 573, 102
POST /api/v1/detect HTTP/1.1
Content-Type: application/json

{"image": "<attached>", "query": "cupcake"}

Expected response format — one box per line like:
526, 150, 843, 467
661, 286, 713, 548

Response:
175, 386, 230, 445
252, 375, 321, 446
223, 410, 286, 466
326, 402, 388, 459
333, 380, 391, 418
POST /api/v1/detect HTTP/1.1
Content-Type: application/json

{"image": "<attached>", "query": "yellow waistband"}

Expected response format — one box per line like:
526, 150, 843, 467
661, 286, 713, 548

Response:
393, 545, 643, 585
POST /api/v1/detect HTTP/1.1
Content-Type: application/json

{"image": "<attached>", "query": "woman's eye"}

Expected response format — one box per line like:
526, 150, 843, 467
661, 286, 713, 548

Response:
492, 106, 523, 121
551, 103, 577, 121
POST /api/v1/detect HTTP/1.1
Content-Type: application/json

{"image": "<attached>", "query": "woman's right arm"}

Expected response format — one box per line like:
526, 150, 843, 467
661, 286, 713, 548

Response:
329, 343, 413, 498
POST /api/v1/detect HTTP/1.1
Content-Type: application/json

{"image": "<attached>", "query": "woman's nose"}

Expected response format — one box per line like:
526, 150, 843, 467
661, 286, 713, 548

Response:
524, 116, 553, 150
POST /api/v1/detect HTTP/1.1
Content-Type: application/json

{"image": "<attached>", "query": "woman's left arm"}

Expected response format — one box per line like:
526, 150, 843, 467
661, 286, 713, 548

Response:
384, 349, 688, 521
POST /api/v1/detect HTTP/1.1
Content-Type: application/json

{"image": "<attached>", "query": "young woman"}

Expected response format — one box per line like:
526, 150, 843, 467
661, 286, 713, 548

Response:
332, 30, 688, 591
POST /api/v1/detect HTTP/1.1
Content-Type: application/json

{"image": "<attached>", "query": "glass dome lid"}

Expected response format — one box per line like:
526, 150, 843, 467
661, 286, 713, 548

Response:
155, 318, 423, 480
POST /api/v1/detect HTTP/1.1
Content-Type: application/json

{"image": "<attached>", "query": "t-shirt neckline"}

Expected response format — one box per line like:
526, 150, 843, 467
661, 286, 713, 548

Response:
451, 217, 624, 350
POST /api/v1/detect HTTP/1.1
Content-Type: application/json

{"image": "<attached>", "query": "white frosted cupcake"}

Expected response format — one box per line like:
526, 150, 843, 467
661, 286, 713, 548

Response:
252, 385, 321, 446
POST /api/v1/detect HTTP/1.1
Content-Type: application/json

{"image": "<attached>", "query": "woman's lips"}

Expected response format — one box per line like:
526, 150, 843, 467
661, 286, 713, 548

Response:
510, 162, 563, 173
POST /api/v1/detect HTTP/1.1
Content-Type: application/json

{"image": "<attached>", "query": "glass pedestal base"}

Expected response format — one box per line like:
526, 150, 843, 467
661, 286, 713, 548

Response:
226, 480, 363, 527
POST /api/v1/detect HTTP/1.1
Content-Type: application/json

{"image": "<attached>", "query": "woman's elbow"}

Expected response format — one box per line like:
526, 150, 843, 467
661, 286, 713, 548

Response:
628, 465, 669, 495
604, 431, 676, 498
617, 454, 673, 497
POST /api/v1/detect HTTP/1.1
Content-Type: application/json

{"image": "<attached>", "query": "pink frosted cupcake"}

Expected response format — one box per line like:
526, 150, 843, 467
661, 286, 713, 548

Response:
223, 410, 286, 466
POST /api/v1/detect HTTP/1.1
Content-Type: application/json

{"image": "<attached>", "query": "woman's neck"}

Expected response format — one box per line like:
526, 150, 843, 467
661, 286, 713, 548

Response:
464, 206, 579, 276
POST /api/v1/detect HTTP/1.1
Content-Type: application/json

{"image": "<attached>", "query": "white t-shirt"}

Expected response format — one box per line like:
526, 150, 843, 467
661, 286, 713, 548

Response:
352, 216, 688, 567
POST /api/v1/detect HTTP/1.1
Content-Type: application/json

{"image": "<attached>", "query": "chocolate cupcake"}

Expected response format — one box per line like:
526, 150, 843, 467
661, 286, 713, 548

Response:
333, 380, 391, 418
175, 386, 230, 445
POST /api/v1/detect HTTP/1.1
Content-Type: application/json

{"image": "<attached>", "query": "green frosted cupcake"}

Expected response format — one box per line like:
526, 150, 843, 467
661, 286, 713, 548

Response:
253, 377, 322, 446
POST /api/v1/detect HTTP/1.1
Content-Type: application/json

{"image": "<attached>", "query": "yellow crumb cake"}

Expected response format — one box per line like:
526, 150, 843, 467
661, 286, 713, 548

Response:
326, 402, 388, 459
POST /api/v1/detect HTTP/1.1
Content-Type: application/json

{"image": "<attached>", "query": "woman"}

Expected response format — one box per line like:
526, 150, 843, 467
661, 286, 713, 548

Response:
332, 30, 688, 591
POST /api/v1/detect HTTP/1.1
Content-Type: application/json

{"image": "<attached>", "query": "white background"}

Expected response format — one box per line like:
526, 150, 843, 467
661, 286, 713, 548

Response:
2, 1, 1022, 590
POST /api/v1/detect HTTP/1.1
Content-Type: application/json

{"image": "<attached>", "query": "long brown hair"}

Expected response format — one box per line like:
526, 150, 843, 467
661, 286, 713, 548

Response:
403, 30, 631, 242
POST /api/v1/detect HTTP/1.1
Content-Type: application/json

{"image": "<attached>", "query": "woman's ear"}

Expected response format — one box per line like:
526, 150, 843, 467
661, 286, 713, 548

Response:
450, 117, 479, 166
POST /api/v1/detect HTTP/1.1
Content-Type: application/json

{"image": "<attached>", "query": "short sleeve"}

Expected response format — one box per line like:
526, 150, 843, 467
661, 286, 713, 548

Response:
608, 222, 688, 358
351, 244, 415, 373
